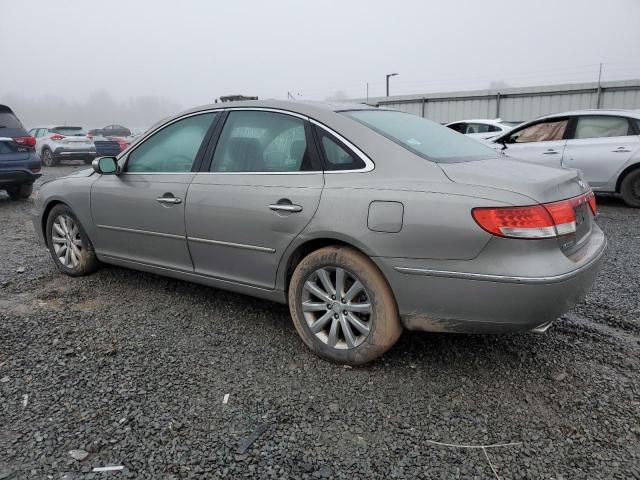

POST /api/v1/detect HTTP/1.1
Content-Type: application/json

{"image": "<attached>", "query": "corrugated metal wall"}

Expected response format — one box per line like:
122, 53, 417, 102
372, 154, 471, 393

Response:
356, 80, 640, 124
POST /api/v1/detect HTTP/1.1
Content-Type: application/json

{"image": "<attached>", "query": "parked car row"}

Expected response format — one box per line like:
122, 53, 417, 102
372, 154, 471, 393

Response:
446, 110, 640, 207
27, 124, 134, 166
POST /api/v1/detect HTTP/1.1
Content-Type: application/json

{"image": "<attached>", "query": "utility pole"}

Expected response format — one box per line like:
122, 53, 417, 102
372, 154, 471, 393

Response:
596, 63, 603, 109
366, 83, 369, 102
386, 73, 398, 97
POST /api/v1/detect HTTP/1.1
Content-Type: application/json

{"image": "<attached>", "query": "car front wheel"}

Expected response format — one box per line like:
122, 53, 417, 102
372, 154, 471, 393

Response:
288, 245, 402, 365
46, 204, 99, 276
620, 169, 640, 208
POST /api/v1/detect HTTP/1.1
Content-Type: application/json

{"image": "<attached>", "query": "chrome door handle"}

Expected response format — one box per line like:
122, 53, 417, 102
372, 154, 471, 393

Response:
269, 204, 302, 212
156, 197, 182, 204
543, 149, 558, 155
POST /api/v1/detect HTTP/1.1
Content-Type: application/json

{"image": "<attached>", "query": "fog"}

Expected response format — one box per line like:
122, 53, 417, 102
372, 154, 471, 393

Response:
1, 0, 639, 128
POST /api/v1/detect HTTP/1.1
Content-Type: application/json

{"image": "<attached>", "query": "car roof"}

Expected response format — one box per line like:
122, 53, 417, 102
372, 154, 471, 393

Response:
0, 104, 15, 114
539, 109, 640, 120
179, 99, 379, 120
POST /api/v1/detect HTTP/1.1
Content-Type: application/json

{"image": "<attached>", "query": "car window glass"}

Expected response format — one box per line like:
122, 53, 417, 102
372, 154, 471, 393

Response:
465, 123, 495, 134
447, 123, 465, 133
344, 110, 497, 163
486, 124, 501, 132
316, 128, 365, 170
212, 111, 314, 172
510, 119, 568, 143
574, 116, 632, 139
126, 113, 216, 173
0, 112, 23, 129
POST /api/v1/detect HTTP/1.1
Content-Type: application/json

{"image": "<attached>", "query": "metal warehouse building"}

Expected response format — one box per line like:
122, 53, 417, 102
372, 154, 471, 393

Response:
356, 79, 640, 124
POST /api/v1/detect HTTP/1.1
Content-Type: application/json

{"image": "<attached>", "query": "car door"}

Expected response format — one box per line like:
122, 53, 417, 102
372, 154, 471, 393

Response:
562, 115, 640, 189
498, 117, 570, 168
90, 111, 219, 271
186, 109, 324, 290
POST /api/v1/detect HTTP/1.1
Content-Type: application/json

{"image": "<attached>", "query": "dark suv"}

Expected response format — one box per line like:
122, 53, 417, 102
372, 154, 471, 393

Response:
0, 105, 41, 200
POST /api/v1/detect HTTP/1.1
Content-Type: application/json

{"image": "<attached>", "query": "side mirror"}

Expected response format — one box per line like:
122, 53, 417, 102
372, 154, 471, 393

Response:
92, 156, 119, 175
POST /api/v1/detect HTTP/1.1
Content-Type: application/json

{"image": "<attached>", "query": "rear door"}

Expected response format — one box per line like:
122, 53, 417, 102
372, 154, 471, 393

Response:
498, 117, 570, 168
562, 115, 640, 188
91, 112, 219, 271
186, 109, 324, 289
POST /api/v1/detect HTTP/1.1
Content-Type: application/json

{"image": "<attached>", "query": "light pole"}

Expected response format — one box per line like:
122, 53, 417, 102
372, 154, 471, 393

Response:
386, 73, 398, 97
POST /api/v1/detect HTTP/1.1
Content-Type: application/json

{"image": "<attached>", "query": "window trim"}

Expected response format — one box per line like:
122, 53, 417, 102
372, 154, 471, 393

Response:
120, 110, 221, 175
197, 108, 374, 175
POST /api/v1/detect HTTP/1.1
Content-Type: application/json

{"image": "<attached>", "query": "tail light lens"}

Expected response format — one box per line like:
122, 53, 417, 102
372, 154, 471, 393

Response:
14, 136, 37, 147
472, 191, 596, 239
50, 134, 65, 141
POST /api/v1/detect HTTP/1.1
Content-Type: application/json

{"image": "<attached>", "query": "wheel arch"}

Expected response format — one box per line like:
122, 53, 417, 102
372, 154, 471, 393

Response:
41, 199, 67, 247
615, 162, 640, 192
277, 234, 380, 297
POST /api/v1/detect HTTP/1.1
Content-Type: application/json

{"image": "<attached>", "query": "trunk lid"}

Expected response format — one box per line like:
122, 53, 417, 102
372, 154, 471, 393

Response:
439, 158, 587, 204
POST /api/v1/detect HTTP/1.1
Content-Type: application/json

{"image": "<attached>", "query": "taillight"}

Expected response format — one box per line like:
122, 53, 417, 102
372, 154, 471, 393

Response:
472, 192, 595, 240
14, 136, 37, 147
50, 134, 65, 141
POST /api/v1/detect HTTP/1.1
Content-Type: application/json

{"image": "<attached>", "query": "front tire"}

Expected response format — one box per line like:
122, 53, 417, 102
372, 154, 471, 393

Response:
41, 148, 59, 167
6, 183, 33, 200
288, 245, 402, 365
620, 169, 640, 208
45, 204, 99, 276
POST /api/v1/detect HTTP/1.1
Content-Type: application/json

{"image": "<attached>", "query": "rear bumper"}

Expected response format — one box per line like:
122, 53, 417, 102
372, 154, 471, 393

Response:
376, 228, 607, 334
53, 147, 96, 160
0, 169, 41, 187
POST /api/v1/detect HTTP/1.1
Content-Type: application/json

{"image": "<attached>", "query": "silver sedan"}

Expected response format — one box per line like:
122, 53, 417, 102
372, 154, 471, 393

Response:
32, 101, 606, 364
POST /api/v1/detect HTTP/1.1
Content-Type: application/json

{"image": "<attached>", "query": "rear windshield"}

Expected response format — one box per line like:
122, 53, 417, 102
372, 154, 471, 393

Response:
51, 126, 86, 136
342, 110, 498, 163
0, 112, 23, 129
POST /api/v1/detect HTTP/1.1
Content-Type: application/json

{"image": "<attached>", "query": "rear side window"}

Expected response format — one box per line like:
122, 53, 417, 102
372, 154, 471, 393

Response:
465, 123, 500, 134
126, 113, 216, 173
509, 119, 568, 143
0, 112, 23, 129
314, 126, 365, 171
211, 111, 317, 172
573, 116, 633, 139
447, 123, 465, 133
344, 110, 497, 163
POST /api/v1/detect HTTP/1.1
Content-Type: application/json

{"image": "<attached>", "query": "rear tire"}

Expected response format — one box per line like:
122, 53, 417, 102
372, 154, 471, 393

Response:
41, 148, 59, 167
620, 169, 640, 208
288, 245, 402, 365
45, 204, 99, 276
6, 183, 33, 200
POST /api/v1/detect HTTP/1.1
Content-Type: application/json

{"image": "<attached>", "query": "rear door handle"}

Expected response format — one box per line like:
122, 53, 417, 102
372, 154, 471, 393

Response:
156, 197, 182, 204
612, 148, 631, 153
269, 204, 303, 213
543, 149, 558, 155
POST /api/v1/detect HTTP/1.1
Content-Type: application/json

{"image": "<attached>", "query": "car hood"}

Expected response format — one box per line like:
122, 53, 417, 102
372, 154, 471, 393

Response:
439, 158, 587, 204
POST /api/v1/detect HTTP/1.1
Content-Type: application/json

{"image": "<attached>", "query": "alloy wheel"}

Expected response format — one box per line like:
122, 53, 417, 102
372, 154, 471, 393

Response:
51, 215, 82, 268
43, 150, 53, 166
301, 266, 372, 349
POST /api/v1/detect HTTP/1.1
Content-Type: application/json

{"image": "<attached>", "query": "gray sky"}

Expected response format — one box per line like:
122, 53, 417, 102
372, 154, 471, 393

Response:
1, 0, 640, 124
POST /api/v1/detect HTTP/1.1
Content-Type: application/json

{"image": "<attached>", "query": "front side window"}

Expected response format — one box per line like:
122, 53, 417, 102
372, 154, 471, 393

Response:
573, 116, 633, 139
509, 119, 568, 143
126, 112, 216, 173
211, 111, 315, 172
344, 110, 497, 163
465, 123, 499, 134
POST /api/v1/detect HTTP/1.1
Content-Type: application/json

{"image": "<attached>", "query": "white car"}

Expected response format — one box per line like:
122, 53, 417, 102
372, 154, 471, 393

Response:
28, 126, 96, 167
445, 119, 520, 140
489, 109, 640, 207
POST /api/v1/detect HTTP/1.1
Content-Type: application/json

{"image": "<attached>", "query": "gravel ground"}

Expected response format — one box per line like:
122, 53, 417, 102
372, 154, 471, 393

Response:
1, 163, 639, 479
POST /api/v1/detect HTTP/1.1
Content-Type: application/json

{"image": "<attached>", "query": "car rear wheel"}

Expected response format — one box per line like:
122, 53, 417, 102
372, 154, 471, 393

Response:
46, 204, 99, 276
41, 148, 59, 167
288, 245, 402, 365
6, 183, 33, 200
620, 169, 640, 208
